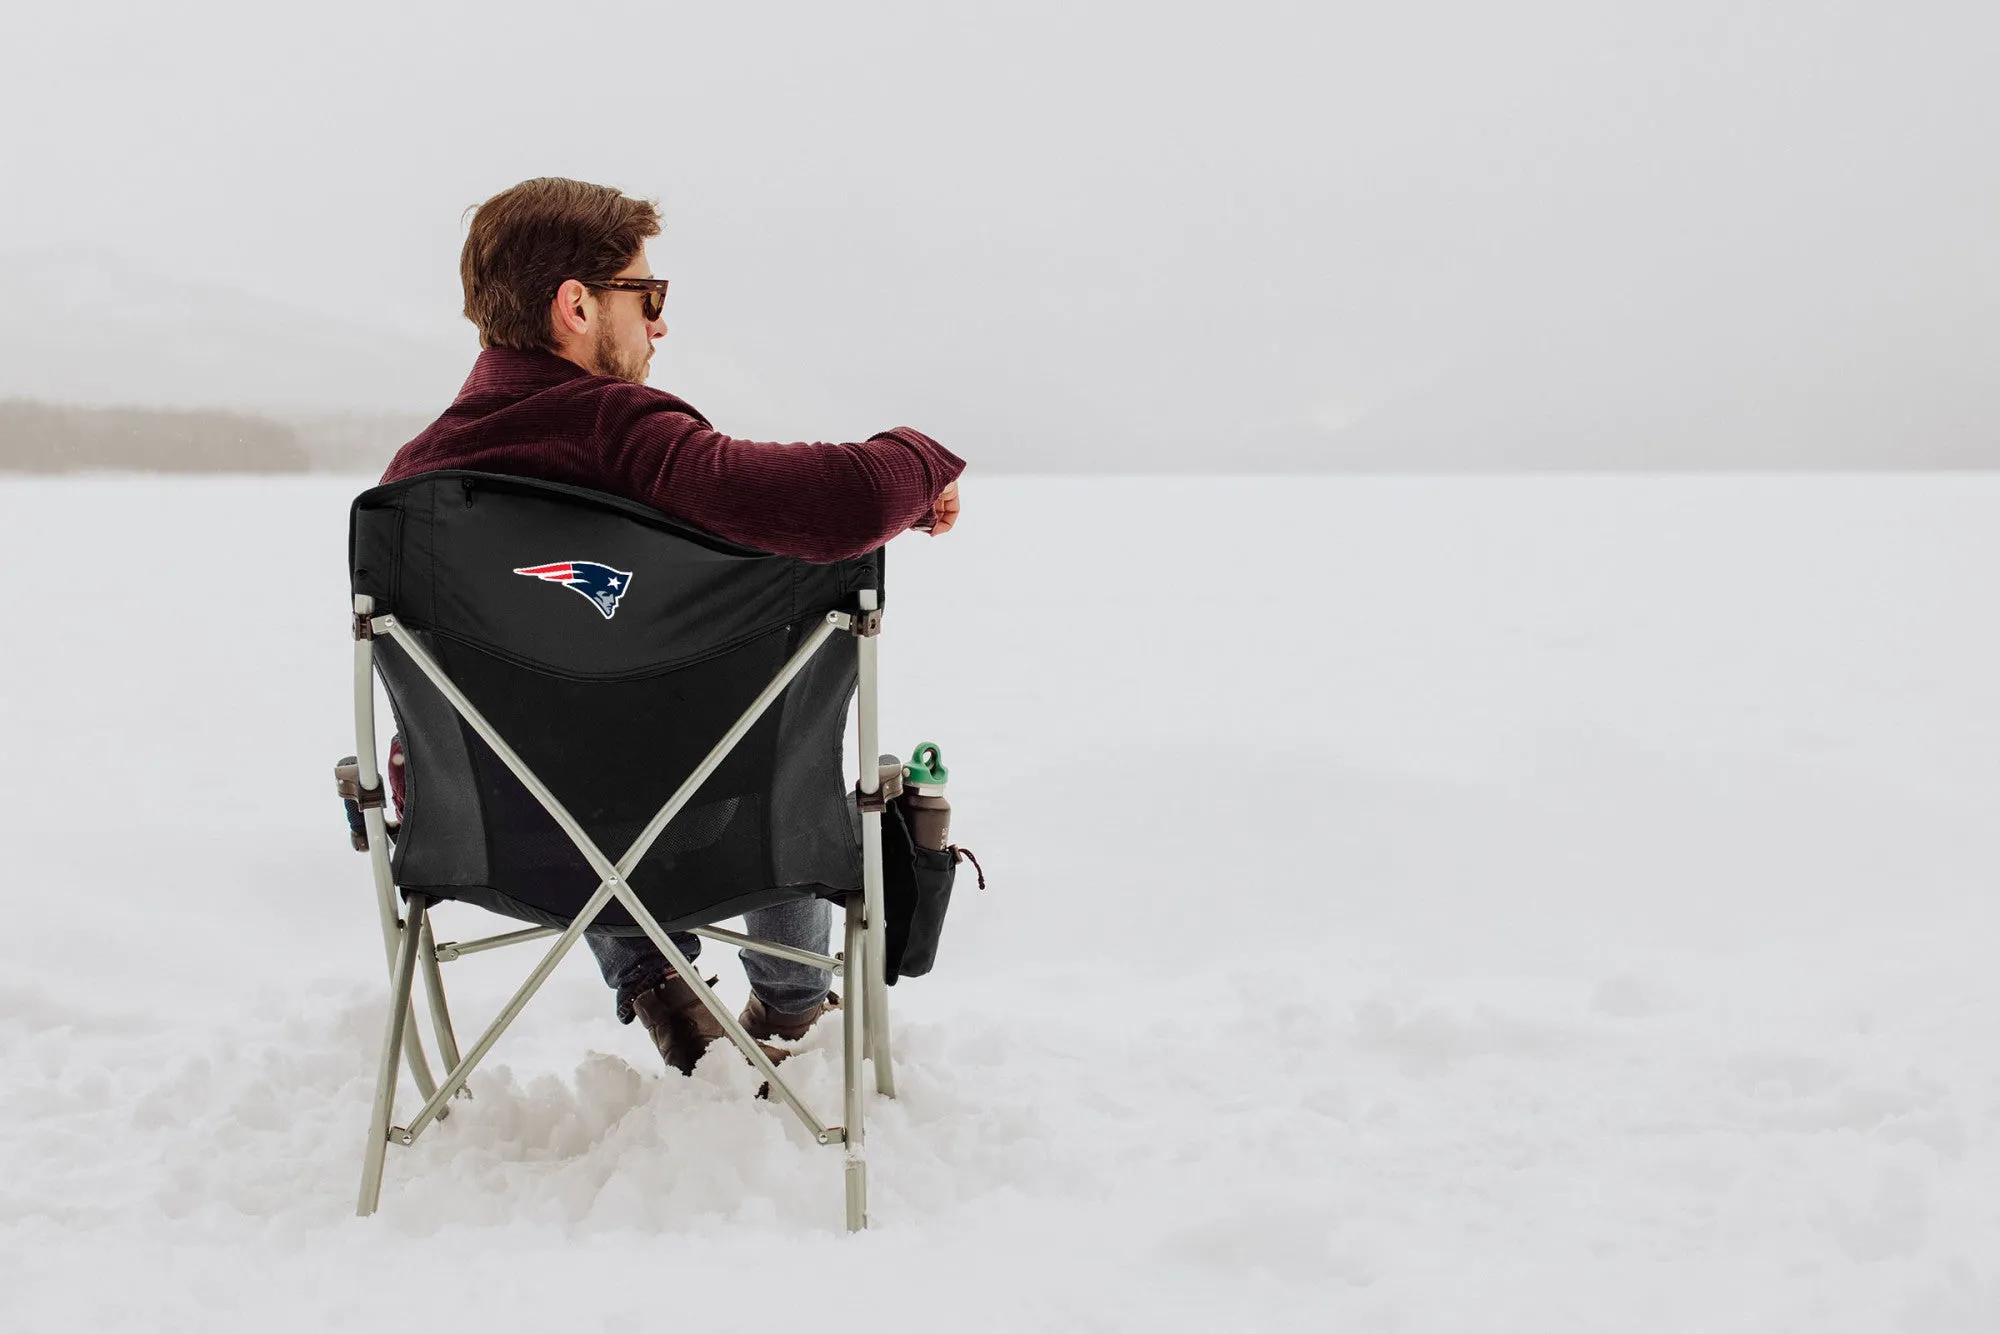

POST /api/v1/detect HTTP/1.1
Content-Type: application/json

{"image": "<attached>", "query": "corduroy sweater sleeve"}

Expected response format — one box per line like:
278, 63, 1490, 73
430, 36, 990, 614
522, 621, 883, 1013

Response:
592, 384, 965, 562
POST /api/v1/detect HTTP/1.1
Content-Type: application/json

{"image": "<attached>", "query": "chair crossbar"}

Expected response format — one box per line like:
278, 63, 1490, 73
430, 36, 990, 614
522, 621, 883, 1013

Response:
372, 612, 848, 1147
609, 880, 839, 1144
435, 926, 841, 976
690, 925, 842, 975
433, 926, 559, 961
396, 880, 620, 1144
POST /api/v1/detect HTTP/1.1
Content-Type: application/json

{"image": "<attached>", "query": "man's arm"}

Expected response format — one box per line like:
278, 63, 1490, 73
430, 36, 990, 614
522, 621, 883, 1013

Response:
597, 391, 965, 561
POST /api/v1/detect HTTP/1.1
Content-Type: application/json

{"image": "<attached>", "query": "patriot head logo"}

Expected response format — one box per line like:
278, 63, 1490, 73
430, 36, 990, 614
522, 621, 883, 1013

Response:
512, 561, 635, 620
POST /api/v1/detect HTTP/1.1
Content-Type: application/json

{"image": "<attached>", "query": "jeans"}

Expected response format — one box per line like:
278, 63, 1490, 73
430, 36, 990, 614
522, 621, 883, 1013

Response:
587, 896, 833, 1023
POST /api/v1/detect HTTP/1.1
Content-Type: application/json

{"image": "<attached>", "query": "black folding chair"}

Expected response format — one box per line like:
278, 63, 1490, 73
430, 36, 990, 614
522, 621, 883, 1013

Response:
343, 471, 898, 1230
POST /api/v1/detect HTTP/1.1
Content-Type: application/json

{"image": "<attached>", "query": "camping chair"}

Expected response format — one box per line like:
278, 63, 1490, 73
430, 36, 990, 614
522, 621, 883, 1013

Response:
342, 470, 900, 1231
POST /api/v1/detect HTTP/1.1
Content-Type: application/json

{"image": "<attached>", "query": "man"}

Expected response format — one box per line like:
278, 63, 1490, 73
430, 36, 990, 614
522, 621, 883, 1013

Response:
382, 176, 963, 1077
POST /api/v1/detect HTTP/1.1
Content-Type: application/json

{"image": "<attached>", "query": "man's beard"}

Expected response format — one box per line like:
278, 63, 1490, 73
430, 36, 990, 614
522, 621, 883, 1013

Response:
591, 326, 650, 384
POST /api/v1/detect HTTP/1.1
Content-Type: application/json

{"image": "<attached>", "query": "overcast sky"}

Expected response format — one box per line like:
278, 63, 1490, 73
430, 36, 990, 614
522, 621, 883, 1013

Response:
3, 1, 1995, 469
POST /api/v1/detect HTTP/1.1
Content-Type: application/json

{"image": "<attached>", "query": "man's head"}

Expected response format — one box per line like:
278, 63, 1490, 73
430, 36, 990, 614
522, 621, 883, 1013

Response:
460, 177, 665, 383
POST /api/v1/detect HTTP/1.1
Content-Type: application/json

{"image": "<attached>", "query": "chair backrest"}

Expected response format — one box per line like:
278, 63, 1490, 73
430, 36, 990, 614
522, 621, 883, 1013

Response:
349, 471, 881, 933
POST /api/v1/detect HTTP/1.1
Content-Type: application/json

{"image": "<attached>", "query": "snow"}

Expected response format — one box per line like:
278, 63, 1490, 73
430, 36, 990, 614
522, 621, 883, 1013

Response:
2, 474, 1997, 1332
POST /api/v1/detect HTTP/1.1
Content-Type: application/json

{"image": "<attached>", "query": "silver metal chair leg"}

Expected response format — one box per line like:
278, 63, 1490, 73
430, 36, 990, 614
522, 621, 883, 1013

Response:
398, 1004, 441, 1106
853, 589, 896, 1097
354, 595, 444, 1109
372, 835, 444, 1115
416, 914, 465, 1090
358, 894, 425, 1217
843, 892, 868, 1231
368, 828, 441, 1110
861, 818, 895, 1095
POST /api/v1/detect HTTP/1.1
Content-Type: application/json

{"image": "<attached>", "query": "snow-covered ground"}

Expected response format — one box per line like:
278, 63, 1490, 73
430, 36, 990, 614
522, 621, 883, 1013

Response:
2, 474, 1997, 1332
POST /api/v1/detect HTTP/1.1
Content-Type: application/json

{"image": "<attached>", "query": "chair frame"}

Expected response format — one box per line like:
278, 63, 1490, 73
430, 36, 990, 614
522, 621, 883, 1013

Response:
348, 588, 896, 1232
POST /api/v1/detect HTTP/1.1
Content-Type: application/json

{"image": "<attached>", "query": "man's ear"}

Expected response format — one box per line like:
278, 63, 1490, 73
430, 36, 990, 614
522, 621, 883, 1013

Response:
551, 278, 593, 337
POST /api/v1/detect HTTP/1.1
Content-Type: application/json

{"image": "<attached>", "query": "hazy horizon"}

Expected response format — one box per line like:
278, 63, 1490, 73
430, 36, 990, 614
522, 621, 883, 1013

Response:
4, 2, 1995, 471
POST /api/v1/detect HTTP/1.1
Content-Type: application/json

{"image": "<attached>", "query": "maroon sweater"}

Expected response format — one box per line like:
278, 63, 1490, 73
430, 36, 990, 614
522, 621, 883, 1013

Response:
382, 347, 964, 562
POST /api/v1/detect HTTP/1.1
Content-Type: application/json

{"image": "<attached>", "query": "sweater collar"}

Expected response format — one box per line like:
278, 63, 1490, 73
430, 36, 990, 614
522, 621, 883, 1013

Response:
455, 346, 593, 403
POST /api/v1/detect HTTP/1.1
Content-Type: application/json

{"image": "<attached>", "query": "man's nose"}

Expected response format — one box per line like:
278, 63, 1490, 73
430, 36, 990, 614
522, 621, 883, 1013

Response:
650, 319, 667, 340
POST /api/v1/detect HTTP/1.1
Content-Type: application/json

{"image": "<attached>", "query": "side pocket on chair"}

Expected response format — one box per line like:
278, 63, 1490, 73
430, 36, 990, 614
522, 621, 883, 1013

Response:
880, 801, 957, 984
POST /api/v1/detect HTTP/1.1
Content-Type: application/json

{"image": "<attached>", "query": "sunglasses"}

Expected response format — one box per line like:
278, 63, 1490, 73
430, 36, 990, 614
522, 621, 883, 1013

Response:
585, 277, 669, 321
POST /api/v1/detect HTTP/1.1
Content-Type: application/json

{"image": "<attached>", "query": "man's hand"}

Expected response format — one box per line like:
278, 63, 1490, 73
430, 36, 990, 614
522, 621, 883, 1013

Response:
926, 480, 961, 536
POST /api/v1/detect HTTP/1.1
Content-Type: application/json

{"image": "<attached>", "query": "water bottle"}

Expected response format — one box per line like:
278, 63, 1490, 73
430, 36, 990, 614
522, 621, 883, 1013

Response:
900, 741, 952, 850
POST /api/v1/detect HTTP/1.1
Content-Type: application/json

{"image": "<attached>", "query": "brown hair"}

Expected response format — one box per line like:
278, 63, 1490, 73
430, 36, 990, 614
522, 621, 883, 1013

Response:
460, 178, 662, 351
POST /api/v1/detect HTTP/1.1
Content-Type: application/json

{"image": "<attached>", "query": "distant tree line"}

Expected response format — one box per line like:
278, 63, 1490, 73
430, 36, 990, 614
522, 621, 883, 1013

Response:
0, 399, 310, 473
0, 400, 424, 473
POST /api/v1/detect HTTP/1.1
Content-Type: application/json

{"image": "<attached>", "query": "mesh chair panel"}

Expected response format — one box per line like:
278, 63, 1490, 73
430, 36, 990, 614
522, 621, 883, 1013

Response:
353, 472, 876, 933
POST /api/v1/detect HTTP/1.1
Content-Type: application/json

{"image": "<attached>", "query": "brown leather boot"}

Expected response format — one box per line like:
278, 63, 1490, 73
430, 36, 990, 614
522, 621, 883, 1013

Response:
632, 973, 792, 1076
740, 990, 840, 1042
631, 974, 726, 1075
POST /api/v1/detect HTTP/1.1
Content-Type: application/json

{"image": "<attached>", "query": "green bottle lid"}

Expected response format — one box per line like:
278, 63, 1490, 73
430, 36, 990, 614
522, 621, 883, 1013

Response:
903, 741, 948, 788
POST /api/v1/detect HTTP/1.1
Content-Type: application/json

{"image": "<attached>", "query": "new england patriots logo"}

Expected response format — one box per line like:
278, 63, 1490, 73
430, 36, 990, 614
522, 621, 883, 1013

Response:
512, 561, 635, 620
